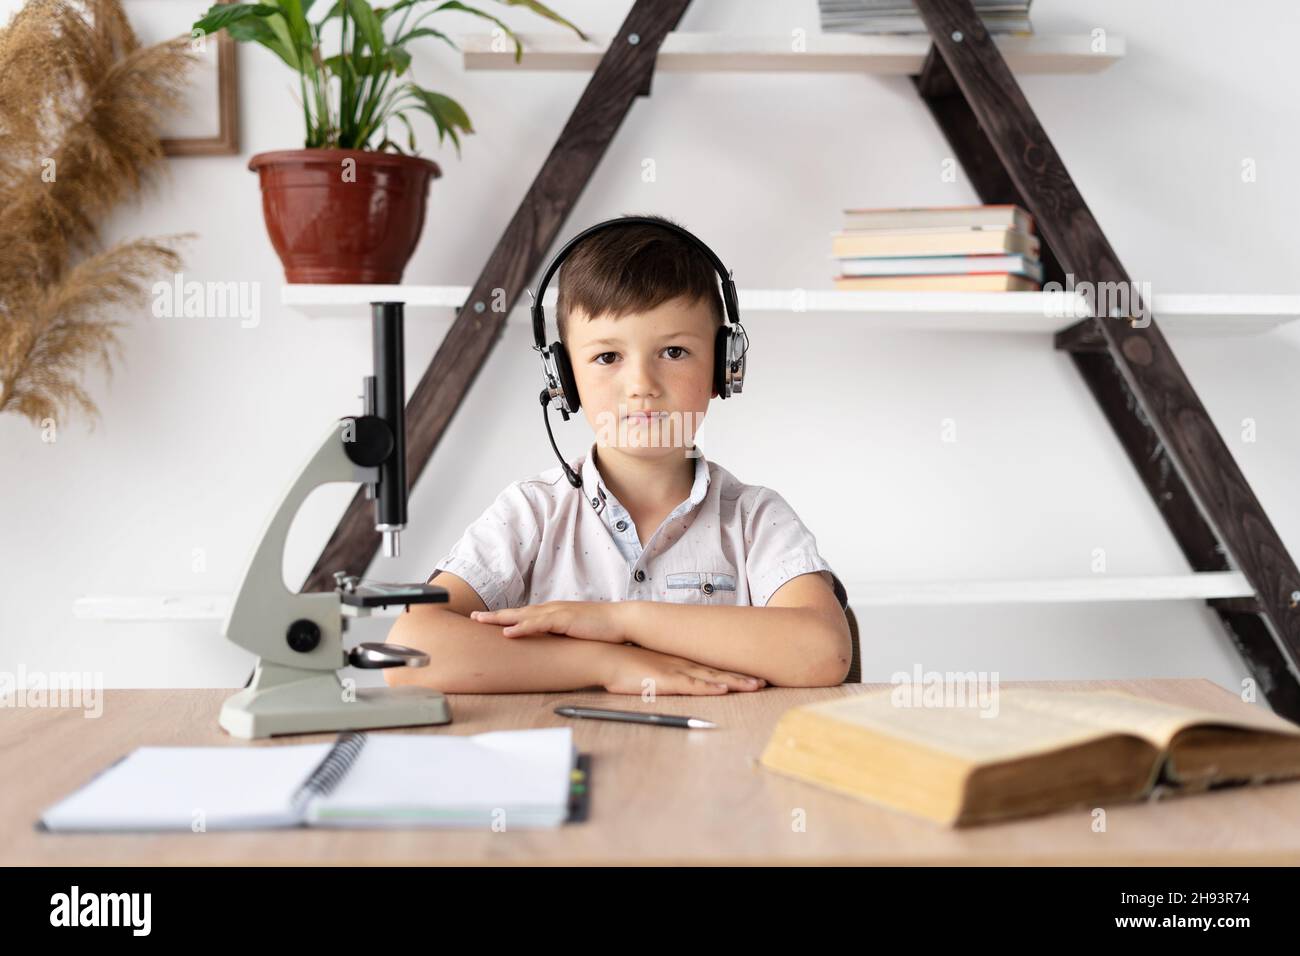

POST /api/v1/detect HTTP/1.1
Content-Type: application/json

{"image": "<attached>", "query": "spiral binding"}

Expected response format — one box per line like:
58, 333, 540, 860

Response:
291, 731, 368, 816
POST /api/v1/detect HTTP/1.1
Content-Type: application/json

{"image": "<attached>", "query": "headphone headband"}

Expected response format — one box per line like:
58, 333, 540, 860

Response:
530, 215, 741, 350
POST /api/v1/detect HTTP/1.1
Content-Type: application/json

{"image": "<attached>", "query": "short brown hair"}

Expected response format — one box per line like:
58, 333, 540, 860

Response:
556, 214, 724, 345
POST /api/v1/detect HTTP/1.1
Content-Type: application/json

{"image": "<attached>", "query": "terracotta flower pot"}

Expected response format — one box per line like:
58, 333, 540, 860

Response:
249, 149, 441, 284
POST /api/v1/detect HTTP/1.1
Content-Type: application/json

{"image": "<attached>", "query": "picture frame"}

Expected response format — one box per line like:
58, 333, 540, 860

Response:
126, 0, 240, 156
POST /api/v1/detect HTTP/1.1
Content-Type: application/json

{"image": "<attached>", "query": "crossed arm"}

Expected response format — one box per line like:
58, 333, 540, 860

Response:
384, 570, 851, 693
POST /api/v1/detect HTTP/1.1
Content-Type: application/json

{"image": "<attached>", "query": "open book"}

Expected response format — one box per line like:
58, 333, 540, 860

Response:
40, 728, 580, 831
759, 688, 1300, 827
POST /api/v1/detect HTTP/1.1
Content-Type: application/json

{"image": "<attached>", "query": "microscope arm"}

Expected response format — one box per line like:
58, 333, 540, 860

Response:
221, 417, 389, 672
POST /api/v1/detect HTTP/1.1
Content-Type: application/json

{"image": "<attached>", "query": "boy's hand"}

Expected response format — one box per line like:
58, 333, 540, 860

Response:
602, 645, 767, 696
470, 601, 627, 643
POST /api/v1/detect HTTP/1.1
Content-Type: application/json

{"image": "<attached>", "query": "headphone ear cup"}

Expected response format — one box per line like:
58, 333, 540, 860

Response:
552, 341, 581, 414
713, 325, 732, 399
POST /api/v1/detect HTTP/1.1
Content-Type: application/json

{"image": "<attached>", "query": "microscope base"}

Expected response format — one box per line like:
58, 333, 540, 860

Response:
220, 660, 452, 739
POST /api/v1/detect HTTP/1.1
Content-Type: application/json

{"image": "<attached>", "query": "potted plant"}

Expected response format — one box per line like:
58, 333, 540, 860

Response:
193, 0, 586, 283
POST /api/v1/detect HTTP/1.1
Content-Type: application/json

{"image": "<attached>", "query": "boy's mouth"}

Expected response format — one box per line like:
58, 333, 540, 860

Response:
623, 411, 665, 423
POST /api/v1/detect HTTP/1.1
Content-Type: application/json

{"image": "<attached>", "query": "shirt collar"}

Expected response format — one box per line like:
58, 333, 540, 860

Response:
579, 440, 710, 517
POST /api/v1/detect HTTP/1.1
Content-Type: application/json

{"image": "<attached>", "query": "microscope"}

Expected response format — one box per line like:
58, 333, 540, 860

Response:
219, 302, 453, 738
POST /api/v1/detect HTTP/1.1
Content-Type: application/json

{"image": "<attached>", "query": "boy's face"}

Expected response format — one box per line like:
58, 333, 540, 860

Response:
565, 294, 717, 460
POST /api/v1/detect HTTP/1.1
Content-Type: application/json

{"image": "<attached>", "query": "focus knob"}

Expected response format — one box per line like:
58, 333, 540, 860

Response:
286, 618, 321, 653
338, 415, 395, 467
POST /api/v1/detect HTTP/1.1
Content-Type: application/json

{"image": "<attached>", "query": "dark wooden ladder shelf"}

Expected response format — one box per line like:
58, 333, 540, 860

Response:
300, 0, 1300, 721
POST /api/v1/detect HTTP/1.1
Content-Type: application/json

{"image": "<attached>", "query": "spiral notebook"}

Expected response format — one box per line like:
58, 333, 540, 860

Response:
39, 728, 585, 831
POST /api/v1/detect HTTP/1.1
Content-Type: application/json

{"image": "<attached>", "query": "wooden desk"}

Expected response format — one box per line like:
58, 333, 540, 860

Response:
4, 678, 1299, 865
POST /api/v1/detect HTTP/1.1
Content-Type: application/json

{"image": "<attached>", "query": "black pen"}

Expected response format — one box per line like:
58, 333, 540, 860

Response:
554, 705, 717, 729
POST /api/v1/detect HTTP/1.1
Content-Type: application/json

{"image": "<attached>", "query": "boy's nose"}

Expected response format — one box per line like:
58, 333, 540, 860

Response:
626, 381, 662, 401
623, 359, 661, 397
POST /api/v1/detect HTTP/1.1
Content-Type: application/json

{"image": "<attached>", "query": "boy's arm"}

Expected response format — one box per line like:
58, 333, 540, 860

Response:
384, 571, 764, 694
616, 572, 851, 687
384, 571, 615, 694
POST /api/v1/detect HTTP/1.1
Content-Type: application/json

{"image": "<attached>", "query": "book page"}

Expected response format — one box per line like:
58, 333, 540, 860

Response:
1002, 689, 1300, 749
40, 744, 333, 831
808, 691, 1144, 765
306, 728, 574, 828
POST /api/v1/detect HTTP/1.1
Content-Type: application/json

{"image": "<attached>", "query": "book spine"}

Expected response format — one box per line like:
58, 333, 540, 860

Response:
290, 731, 368, 817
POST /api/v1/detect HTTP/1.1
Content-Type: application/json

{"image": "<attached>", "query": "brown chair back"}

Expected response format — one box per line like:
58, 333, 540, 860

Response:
844, 605, 861, 684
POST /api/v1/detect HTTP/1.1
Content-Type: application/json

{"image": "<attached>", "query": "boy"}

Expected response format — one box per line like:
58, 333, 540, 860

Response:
386, 215, 851, 695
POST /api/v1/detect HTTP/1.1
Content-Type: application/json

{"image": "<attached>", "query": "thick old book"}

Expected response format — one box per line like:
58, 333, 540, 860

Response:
837, 252, 1042, 280
842, 204, 1034, 234
759, 687, 1300, 827
831, 227, 1039, 259
832, 272, 1040, 291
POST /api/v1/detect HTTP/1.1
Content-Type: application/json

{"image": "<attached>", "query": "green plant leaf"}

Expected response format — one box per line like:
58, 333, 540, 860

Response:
271, 0, 314, 50
394, 112, 419, 152
393, 26, 459, 51
263, 12, 305, 70
406, 85, 474, 157
323, 53, 357, 73
323, 48, 410, 76
490, 0, 588, 42
429, 2, 520, 61
315, 0, 345, 20
192, 2, 280, 34
223, 16, 304, 71
376, 0, 422, 21
346, 0, 387, 53
388, 46, 413, 73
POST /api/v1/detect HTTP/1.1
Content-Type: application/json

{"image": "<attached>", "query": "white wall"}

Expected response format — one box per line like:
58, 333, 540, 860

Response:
2, 0, 1298, 697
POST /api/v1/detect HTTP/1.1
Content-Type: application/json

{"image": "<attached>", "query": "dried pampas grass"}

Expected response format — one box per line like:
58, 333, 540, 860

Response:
0, 0, 196, 428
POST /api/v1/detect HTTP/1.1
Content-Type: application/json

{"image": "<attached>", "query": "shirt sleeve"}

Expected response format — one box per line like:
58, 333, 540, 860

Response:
744, 488, 849, 611
430, 481, 541, 611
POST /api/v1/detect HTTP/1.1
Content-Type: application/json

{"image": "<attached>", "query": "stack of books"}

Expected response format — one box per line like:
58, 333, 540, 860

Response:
818, 0, 1033, 35
831, 204, 1043, 292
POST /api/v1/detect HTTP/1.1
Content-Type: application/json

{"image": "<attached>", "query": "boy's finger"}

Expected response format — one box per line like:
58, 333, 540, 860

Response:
670, 675, 710, 695
478, 611, 526, 628
684, 673, 733, 693
703, 670, 762, 690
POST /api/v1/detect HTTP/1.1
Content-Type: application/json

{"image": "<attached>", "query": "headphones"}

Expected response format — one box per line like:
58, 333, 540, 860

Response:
529, 215, 749, 489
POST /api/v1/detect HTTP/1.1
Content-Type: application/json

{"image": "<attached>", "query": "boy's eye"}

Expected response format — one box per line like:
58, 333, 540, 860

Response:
591, 346, 690, 365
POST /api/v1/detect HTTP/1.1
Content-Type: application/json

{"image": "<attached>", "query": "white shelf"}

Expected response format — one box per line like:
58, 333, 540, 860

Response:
282, 284, 475, 313
72, 594, 405, 621
841, 571, 1254, 607
73, 594, 232, 621
457, 32, 1124, 74
282, 286, 1300, 336
74, 572, 1253, 618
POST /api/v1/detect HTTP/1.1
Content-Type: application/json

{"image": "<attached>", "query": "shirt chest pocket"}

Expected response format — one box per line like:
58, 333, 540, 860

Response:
664, 570, 738, 604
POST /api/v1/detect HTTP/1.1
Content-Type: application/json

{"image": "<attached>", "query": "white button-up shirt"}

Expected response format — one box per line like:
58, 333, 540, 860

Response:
433, 441, 848, 613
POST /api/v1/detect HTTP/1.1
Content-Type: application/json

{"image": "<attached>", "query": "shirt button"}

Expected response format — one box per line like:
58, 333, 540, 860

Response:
702, 582, 714, 594
615, 519, 628, 532
590, 497, 599, 508
634, 569, 646, 582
